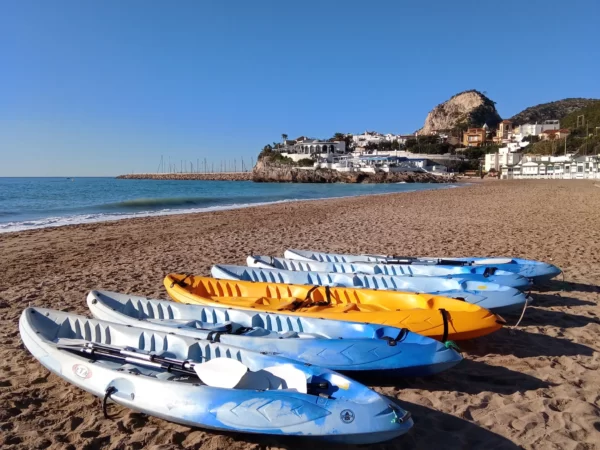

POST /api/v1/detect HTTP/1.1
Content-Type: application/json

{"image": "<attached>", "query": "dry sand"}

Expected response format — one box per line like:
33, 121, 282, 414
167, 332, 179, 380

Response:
1, 180, 599, 450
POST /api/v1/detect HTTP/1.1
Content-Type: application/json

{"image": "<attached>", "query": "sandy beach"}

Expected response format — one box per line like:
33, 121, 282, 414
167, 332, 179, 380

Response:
1, 180, 599, 450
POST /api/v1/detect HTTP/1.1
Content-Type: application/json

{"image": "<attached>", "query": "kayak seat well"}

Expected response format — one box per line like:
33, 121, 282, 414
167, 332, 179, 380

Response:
194, 358, 307, 393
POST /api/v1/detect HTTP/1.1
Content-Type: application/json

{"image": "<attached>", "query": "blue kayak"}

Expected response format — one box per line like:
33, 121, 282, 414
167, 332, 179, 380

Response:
213, 264, 528, 314
285, 249, 561, 283
247, 255, 532, 290
21, 307, 413, 443
87, 290, 462, 376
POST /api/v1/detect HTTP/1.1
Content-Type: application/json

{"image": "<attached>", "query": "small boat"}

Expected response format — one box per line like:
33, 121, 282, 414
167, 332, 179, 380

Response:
20, 307, 413, 444
212, 264, 528, 314
164, 274, 505, 341
247, 255, 531, 290
284, 249, 561, 283
87, 290, 462, 376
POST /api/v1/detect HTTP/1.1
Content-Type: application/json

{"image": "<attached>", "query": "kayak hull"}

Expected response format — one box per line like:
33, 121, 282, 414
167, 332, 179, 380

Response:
247, 256, 532, 290
213, 264, 528, 313
164, 274, 504, 341
284, 250, 561, 283
87, 290, 462, 376
20, 307, 413, 443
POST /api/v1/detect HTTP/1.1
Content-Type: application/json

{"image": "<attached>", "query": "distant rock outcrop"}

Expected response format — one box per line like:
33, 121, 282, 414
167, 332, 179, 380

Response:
419, 90, 501, 135
510, 98, 600, 125
252, 159, 453, 183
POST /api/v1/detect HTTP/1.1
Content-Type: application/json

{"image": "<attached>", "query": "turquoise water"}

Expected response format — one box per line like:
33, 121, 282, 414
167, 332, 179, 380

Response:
0, 178, 458, 233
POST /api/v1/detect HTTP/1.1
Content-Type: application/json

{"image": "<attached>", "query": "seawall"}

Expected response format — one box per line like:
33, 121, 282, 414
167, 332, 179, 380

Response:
116, 172, 252, 181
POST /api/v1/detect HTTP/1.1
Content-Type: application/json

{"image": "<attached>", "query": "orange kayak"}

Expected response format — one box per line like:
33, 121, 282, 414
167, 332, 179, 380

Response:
164, 274, 504, 341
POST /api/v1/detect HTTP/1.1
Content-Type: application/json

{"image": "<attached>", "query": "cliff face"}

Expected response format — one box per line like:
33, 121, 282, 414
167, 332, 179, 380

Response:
419, 90, 501, 134
252, 160, 453, 184
510, 98, 600, 125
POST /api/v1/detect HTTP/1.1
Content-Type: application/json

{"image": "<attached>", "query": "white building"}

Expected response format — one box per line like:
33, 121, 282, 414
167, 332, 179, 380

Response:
352, 131, 385, 146
408, 158, 448, 173
316, 155, 448, 174
501, 154, 600, 180
277, 138, 346, 162
516, 120, 560, 138
352, 131, 414, 146
484, 141, 529, 171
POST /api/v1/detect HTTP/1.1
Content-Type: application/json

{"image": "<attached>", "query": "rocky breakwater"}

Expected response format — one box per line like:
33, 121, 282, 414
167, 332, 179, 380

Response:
252, 160, 454, 184
116, 172, 252, 181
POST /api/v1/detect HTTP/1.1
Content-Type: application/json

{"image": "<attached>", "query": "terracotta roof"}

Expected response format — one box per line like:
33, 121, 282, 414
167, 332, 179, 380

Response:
501, 120, 513, 124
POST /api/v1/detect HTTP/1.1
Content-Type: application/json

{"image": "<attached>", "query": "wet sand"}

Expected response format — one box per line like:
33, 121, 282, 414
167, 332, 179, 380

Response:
1, 180, 599, 449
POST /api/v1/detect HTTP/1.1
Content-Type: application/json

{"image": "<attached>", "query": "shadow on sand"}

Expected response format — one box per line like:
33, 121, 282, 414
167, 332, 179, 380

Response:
460, 327, 595, 359
391, 399, 519, 450
533, 279, 600, 295
351, 359, 553, 395
501, 302, 600, 328
522, 292, 596, 308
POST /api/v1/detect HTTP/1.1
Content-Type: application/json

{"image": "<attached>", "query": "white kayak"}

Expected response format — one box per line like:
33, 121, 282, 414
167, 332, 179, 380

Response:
19, 307, 413, 443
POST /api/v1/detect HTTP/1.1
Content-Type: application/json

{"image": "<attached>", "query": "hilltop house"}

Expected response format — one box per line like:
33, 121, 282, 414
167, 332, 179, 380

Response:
276, 137, 346, 162
352, 131, 413, 146
462, 128, 487, 147
514, 120, 560, 138
493, 120, 514, 143
540, 129, 571, 140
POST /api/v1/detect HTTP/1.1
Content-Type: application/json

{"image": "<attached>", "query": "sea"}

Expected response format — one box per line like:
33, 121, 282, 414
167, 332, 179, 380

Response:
0, 177, 459, 233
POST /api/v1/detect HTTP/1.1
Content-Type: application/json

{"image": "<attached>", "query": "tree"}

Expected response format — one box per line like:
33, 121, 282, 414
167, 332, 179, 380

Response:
405, 138, 418, 149
332, 132, 354, 153
281, 134, 288, 143
522, 135, 540, 144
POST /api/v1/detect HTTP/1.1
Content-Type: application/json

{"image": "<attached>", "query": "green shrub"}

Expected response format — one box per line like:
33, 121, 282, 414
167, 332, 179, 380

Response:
296, 158, 315, 167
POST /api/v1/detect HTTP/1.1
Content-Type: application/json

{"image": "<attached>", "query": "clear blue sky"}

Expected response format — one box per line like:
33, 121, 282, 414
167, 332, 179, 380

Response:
1, 0, 599, 176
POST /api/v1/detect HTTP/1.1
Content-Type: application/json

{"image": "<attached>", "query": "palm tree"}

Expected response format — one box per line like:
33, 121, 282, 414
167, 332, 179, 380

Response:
281, 134, 288, 143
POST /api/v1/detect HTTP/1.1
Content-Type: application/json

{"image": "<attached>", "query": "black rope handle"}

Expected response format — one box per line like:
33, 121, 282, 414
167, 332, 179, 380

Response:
102, 386, 118, 419
380, 328, 409, 346
439, 308, 449, 343
170, 273, 192, 288
207, 331, 223, 342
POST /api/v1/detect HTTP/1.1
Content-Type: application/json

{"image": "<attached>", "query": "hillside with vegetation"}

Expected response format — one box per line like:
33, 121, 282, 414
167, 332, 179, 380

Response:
524, 102, 600, 156
510, 98, 599, 126
559, 102, 600, 130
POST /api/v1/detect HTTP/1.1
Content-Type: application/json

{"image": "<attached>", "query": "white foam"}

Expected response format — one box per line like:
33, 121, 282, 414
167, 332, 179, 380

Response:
0, 184, 461, 234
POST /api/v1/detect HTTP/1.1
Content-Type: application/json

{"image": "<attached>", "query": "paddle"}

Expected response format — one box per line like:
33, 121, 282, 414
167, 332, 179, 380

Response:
55, 339, 311, 392
193, 357, 248, 389
56, 338, 250, 388
471, 258, 514, 265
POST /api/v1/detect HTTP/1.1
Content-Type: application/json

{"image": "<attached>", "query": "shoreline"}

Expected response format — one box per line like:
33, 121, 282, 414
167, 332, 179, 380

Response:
0, 183, 460, 234
1, 179, 599, 449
